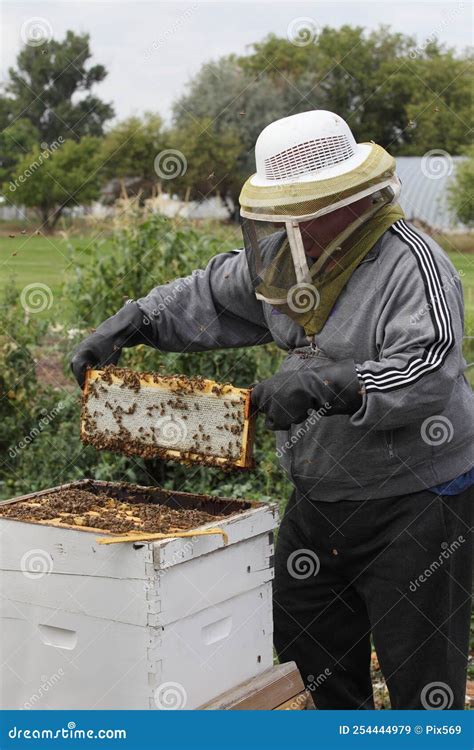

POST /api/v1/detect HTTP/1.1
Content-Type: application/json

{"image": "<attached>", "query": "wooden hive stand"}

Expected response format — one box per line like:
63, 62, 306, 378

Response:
200, 662, 316, 710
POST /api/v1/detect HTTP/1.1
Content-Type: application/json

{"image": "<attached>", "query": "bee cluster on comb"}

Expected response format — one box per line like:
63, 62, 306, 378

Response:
81, 366, 255, 470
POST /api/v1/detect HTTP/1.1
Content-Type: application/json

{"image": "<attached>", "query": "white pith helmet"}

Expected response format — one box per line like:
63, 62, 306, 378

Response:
252, 109, 372, 186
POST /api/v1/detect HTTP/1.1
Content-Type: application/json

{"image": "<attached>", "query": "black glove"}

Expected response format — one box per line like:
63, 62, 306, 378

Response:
70, 302, 151, 388
251, 358, 363, 431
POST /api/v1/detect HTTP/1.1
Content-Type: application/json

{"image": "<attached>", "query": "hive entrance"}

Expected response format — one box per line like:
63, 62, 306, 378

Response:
81, 367, 255, 470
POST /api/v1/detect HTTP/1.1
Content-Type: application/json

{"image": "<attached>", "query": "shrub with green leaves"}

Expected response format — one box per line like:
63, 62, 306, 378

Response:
0, 282, 148, 498
449, 147, 474, 228
0, 284, 46, 472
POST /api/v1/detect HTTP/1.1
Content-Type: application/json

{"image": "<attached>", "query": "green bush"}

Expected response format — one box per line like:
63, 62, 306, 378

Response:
0, 283, 47, 489
448, 147, 474, 228
0, 282, 152, 499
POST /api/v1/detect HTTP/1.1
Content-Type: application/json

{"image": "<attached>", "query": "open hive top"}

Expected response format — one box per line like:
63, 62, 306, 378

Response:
81, 367, 255, 470
0, 480, 252, 536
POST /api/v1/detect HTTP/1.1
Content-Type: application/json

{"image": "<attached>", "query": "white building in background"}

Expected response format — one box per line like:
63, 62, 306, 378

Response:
0, 199, 27, 221
395, 156, 468, 233
145, 193, 231, 220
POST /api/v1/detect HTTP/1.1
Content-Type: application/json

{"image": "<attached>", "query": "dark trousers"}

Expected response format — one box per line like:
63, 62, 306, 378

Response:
273, 485, 473, 709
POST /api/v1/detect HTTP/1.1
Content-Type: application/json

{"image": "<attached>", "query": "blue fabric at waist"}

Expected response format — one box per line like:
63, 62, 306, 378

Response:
429, 467, 474, 496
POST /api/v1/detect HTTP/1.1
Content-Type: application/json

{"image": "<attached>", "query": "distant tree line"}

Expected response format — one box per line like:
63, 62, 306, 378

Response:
0, 26, 472, 229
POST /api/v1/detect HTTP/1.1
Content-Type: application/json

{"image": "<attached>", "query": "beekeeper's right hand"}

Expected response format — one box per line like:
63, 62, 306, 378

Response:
70, 302, 151, 388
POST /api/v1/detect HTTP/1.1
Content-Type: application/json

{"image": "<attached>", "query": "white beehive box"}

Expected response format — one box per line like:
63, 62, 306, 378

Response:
0, 480, 278, 710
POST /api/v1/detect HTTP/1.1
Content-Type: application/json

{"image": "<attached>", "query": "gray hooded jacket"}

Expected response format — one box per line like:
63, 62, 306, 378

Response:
137, 219, 473, 502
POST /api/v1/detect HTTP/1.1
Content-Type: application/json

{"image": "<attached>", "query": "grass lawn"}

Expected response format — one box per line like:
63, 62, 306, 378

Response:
0, 233, 72, 295
0, 232, 113, 319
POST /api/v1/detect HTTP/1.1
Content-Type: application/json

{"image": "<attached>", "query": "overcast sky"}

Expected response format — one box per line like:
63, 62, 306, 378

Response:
1, 1, 472, 124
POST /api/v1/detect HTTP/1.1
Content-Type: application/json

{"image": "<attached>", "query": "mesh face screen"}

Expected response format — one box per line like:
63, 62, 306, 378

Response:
81, 368, 255, 470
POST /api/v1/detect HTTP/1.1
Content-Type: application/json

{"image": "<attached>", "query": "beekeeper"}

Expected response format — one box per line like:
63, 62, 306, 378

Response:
71, 111, 473, 710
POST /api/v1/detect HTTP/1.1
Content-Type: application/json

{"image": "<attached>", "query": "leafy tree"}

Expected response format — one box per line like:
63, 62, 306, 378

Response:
99, 113, 167, 198
237, 27, 472, 153
5, 30, 114, 145
0, 31, 114, 206
172, 56, 294, 197
7, 136, 102, 229
172, 26, 473, 194
402, 50, 473, 154
169, 117, 243, 215
0, 117, 38, 185
0, 93, 13, 131
448, 148, 474, 226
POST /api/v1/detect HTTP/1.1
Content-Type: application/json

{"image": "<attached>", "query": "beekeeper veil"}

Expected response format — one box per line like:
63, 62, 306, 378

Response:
239, 110, 403, 335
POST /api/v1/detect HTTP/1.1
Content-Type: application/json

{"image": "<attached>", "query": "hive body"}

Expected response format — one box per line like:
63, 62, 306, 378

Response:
0, 481, 277, 710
